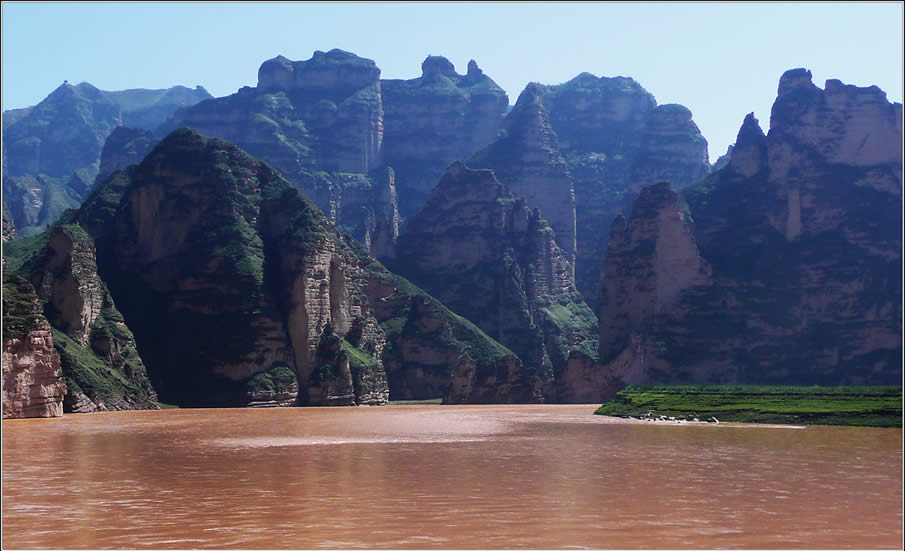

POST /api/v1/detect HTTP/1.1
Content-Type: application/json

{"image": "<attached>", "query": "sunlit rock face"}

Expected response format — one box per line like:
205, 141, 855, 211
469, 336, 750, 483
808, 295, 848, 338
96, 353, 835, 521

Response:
2, 270, 66, 419
567, 70, 902, 401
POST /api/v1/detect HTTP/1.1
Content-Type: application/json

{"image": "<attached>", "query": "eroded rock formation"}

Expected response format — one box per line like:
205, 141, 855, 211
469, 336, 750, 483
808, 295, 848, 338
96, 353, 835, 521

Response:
2, 83, 210, 236
534, 73, 710, 306
2, 270, 66, 418
470, 83, 577, 266
563, 70, 902, 402
391, 162, 597, 386
37, 128, 519, 407
381, 56, 509, 219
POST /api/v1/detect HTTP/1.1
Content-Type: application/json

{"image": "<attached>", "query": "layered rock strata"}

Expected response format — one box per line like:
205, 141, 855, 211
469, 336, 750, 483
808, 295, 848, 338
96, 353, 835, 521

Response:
563, 70, 902, 402
381, 56, 509, 219
2, 83, 210, 236
535, 73, 709, 306
469, 83, 577, 265
2, 270, 66, 418
391, 162, 597, 386
49, 128, 519, 406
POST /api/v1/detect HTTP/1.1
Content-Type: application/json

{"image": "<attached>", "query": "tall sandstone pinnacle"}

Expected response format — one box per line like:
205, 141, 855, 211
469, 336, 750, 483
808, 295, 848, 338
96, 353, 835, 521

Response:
391, 162, 597, 389
469, 83, 577, 268
561, 69, 902, 403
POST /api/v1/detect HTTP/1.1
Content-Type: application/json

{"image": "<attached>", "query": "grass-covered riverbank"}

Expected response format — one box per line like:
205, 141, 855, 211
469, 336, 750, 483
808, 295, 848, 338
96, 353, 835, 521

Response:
595, 385, 903, 427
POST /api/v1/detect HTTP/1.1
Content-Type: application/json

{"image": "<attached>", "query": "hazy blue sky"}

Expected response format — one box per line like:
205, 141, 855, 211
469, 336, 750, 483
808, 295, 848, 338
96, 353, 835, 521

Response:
2, 2, 903, 157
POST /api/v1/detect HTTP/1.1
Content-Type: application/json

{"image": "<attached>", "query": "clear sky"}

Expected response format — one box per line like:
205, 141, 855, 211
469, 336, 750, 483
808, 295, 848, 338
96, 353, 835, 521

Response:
2, 2, 903, 158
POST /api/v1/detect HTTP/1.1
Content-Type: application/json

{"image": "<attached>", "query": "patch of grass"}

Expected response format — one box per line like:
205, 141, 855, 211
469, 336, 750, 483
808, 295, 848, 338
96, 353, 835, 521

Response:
595, 384, 903, 427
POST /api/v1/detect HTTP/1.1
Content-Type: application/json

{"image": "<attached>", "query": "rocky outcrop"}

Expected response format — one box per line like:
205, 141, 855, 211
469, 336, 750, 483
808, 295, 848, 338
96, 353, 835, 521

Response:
535, 73, 709, 306
161, 49, 396, 258
628, 104, 710, 194
576, 70, 903, 400
391, 162, 597, 385
2, 200, 16, 241
25, 224, 158, 412
2, 271, 66, 418
381, 56, 509, 219
2, 82, 210, 236
598, 183, 711, 362
50, 128, 518, 407
97, 126, 158, 182
444, 354, 543, 404
470, 83, 577, 265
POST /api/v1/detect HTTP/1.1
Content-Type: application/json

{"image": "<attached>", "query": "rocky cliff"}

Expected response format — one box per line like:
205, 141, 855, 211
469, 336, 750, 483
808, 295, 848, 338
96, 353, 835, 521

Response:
160, 49, 397, 259
535, 74, 710, 306
96, 126, 158, 183
381, 56, 509, 220
45, 128, 519, 407
566, 70, 902, 401
469, 83, 576, 266
4, 223, 159, 412
391, 162, 597, 388
2, 269, 66, 418
2, 83, 210, 237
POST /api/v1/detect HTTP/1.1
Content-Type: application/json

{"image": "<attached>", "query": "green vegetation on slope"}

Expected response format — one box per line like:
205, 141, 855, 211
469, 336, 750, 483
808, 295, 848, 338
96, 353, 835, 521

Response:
595, 384, 903, 427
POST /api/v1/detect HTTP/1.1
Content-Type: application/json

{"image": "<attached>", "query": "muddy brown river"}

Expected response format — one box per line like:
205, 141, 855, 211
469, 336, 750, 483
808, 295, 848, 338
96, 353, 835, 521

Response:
2, 404, 902, 549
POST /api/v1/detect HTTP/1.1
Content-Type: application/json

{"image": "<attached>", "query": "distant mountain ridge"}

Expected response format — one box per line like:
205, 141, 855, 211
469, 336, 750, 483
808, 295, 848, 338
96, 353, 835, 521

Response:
1, 81, 211, 236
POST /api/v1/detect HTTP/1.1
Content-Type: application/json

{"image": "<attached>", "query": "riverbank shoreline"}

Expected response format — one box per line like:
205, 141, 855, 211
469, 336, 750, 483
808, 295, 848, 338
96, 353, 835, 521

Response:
595, 384, 903, 428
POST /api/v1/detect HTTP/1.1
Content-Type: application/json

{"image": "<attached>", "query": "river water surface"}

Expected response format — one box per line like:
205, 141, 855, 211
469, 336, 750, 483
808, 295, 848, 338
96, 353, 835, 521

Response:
2, 405, 902, 549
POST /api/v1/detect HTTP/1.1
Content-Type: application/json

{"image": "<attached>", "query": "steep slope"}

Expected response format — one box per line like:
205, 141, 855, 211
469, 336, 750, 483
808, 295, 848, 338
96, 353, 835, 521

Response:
381, 56, 509, 219
64, 128, 521, 406
535, 73, 710, 305
391, 162, 597, 387
2, 82, 211, 236
159, 49, 397, 258
564, 69, 902, 402
469, 83, 576, 265
4, 224, 159, 412
2, 267, 66, 418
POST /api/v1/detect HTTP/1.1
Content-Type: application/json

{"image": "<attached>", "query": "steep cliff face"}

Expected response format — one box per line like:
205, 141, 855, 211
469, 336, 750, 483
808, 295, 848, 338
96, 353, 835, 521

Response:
628, 104, 711, 194
578, 70, 902, 400
4, 224, 159, 412
391, 162, 597, 386
2, 200, 17, 241
162, 49, 397, 258
535, 74, 709, 306
381, 56, 509, 219
2, 270, 66, 418
97, 126, 158, 182
2, 83, 210, 237
470, 83, 576, 265
58, 128, 518, 406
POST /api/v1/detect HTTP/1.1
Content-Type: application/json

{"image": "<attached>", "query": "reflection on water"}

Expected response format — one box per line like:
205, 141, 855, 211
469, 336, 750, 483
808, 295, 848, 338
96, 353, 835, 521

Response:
2, 405, 902, 549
